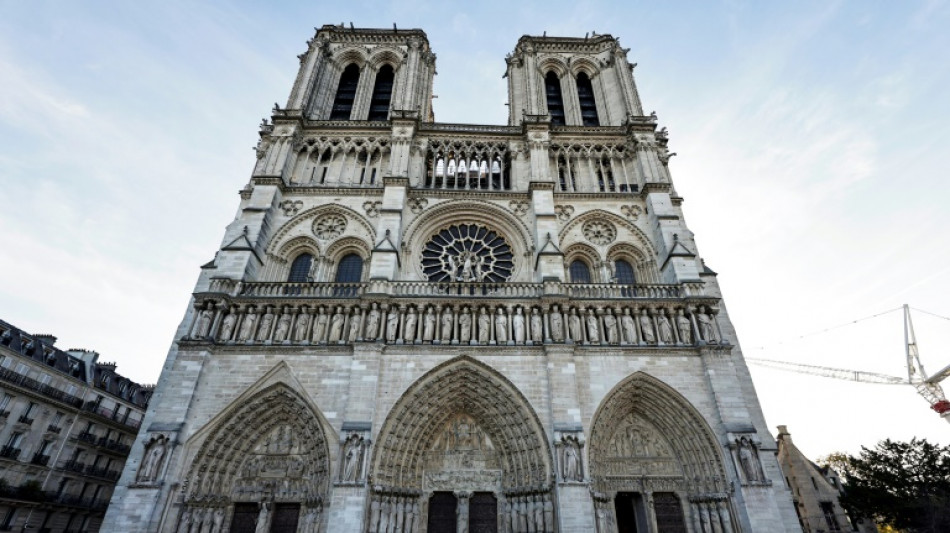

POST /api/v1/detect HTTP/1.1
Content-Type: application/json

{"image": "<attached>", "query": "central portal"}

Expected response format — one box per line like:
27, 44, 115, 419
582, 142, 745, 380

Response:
426, 492, 498, 533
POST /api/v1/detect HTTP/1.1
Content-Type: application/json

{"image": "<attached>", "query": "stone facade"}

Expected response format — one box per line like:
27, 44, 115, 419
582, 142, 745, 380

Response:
0, 319, 150, 532
775, 426, 875, 533
103, 25, 801, 532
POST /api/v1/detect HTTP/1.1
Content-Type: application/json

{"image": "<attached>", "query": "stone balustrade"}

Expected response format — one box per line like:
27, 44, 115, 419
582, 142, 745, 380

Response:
187, 280, 725, 348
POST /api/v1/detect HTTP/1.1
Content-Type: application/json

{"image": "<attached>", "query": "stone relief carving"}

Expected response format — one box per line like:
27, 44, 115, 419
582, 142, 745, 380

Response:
555, 431, 585, 482
279, 199, 303, 216
620, 204, 642, 221
729, 434, 768, 486
312, 214, 347, 240
554, 204, 574, 222
363, 200, 382, 218
368, 489, 421, 533
583, 219, 617, 245
407, 197, 428, 214
509, 199, 530, 217
503, 491, 555, 533
136, 433, 171, 484
338, 432, 368, 483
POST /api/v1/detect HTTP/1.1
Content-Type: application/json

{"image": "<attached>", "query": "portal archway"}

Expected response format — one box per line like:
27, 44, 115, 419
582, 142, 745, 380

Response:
368, 356, 554, 532
589, 372, 735, 532
175, 382, 332, 533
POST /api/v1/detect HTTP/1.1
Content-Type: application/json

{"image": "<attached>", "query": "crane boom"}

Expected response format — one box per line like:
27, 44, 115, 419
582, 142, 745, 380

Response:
746, 358, 907, 385
904, 304, 950, 418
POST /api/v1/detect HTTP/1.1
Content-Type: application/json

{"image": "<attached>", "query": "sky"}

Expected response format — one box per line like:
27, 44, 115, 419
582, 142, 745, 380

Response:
1, 0, 948, 461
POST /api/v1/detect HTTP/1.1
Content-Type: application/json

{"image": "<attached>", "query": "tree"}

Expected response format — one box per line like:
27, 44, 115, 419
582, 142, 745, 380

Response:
836, 438, 950, 533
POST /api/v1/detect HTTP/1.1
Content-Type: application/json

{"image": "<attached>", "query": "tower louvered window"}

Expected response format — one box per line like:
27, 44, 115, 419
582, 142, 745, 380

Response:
330, 64, 360, 120
545, 72, 566, 126
577, 72, 600, 126
368, 65, 395, 121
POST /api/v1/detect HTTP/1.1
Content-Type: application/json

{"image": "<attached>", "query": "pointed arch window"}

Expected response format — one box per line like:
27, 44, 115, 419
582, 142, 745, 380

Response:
569, 260, 592, 284
545, 71, 565, 126
288, 253, 313, 282
330, 64, 360, 120
368, 65, 395, 121
576, 72, 600, 126
614, 259, 635, 284
334, 254, 364, 283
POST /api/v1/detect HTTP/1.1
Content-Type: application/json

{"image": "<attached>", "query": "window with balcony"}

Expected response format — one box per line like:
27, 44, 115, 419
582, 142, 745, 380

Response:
368, 64, 394, 121
576, 72, 600, 126
334, 254, 364, 283
614, 260, 635, 285
569, 260, 592, 284
288, 253, 314, 283
329, 63, 360, 120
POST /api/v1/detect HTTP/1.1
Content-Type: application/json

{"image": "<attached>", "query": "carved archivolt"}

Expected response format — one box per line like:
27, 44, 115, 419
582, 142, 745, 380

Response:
180, 383, 332, 507
370, 356, 551, 491
589, 372, 726, 494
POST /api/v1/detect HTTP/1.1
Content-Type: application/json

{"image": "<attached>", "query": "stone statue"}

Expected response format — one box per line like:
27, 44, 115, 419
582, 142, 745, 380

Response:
697, 308, 717, 342
563, 440, 580, 481
274, 312, 291, 342
494, 308, 508, 343
620, 308, 636, 344
219, 312, 236, 341
212, 508, 225, 533
328, 306, 345, 342
543, 496, 554, 532
586, 309, 600, 343
440, 307, 453, 342
530, 307, 543, 343
423, 307, 436, 341
380, 497, 391, 532
657, 310, 674, 344
512, 307, 526, 343
404, 308, 417, 343
603, 310, 619, 344
459, 308, 472, 343
255, 502, 271, 533
738, 437, 763, 482
550, 306, 564, 341
313, 307, 328, 343
477, 308, 490, 344
457, 496, 469, 533
348, 309, 361, 342
533, 497, 544, 532
676, 309, 692, 344
258, 308, 274, 341
238, 309, 257, 341
460, 251, 475, 282
342, 436, 363, 482
195, 308, 213, 338
295, 311, 310, 342
177, 508, 192, 533
475, 254, 488, 282
138, 437, 166, 482
639, 309, 655, 344
386, 307, 399, 342
369, 497, 381, 532
568, 308, 583, 343
365, 303, 381, 341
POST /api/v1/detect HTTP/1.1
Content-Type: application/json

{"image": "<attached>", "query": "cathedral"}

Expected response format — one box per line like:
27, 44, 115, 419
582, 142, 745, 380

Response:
103, 25, 800, 532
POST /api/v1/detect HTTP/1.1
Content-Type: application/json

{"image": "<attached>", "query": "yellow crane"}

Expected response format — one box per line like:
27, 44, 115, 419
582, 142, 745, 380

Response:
747, 305, 950, 424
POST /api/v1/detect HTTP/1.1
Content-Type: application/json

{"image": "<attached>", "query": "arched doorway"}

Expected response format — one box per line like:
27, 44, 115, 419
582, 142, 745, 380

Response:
368, 356, 554, 532
589, 373, 736, 533
174, 383, 331, 533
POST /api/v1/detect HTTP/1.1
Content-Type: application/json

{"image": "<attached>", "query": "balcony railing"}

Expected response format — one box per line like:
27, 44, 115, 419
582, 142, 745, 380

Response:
31, 453, 51, 466
62, 460, 88, 473
208, 279, 706, 301
81, 401, 142, 431
0, 445, 21, 460
18, 415, 34, 425
76, 431, 98, 444
47, 424, 62, 434
0, 366, 84, 408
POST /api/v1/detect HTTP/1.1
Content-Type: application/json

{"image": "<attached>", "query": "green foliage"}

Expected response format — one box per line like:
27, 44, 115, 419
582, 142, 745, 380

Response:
18, 479, 44, 500
838, 438, 950, 533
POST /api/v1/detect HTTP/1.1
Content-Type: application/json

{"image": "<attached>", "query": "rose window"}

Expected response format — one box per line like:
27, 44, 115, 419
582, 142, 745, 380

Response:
313, 214, 347, 240
421, 224, 514, 282
582, 220, 616, 245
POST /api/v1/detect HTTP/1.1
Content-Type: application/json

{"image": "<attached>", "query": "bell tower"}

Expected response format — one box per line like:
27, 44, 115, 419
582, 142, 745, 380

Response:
505, 33, 644, 126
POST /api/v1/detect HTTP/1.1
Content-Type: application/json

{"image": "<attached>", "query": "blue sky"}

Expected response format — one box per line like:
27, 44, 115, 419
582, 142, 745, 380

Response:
1, 1, 948, 458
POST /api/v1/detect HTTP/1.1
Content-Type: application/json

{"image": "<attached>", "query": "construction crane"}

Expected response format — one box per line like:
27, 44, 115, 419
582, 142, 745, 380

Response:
747, 305, 950, 424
